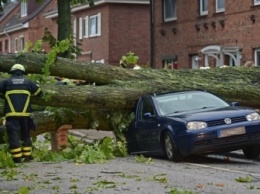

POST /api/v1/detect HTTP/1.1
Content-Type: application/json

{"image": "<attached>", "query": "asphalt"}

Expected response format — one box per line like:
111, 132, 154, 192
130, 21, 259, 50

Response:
2, 130, 260, 194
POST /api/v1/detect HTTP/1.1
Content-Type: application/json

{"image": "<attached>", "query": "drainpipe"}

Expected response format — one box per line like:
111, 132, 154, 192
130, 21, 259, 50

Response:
149, 0, 154, 68
4, 29, 11, 53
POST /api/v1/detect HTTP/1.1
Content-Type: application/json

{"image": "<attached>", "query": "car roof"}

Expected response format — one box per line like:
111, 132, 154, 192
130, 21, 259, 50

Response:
149, 89, 207, 98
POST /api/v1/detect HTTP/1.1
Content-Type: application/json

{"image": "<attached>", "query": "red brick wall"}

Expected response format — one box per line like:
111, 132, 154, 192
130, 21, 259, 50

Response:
0, 1, 150, 67
74, 4, 110, 63
108, 4, 150, 66
75, 3, 150, 66
0, 0, 57, 53
28, 0, 58, 51
153, 0, 260, 69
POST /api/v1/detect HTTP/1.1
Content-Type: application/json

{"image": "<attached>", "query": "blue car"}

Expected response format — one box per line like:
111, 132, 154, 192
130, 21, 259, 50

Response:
125, 90, 260, 162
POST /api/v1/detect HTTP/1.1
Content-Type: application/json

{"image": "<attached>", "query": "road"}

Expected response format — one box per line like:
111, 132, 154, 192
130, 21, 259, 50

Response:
1, 150, 260, 194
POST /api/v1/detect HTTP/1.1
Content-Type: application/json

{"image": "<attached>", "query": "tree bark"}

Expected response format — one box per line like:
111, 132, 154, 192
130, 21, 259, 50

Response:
1, 52, 259, 109
29, 109, 131, 138
1, 53, 260, 135
57, 0, 72, 58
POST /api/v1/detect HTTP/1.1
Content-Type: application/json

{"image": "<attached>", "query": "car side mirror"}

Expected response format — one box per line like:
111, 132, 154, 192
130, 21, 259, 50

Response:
231, 102, 240, 106
143, 112, 154, 119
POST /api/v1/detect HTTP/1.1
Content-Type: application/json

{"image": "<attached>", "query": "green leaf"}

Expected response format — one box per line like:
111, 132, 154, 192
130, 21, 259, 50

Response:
134, 155, 153, 164
235, 176, 253, 183
15, 186, 30, 194
0, 150, 16, 169
93, 180, 117, 189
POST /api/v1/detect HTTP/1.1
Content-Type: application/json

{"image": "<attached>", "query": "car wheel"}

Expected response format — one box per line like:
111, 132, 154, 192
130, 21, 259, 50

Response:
163, 131, 182, 162
242, 146, 260, 159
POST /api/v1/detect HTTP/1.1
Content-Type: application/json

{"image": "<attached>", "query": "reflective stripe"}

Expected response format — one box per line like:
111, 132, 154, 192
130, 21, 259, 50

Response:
22, 146, 32, 156
22, 152, 31, 156
12, 153, 23, 158
5, 90, 31, 116
32, 88, 41, 96
23, 94, 30, 113
6, 112, 30, 117
6, 90, 31, 95
10, 147, 22, 158
22, 147, 32, 151
10, 147, 22, 153
5, 92, 15, 113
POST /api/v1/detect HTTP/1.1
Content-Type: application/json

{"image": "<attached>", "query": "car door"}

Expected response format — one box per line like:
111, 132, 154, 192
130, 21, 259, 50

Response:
134, 96, 162, 153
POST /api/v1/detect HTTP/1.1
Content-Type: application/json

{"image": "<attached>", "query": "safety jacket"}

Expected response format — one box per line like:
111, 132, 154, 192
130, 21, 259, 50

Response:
0, 73, 42, 117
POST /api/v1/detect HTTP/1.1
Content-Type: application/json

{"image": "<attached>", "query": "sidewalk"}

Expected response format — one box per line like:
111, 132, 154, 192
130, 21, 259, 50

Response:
36, 129, 115, 150
68, 129, 115, 142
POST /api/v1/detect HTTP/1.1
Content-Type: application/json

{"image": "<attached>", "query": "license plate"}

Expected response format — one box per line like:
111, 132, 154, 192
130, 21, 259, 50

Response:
218, 127, 246, 138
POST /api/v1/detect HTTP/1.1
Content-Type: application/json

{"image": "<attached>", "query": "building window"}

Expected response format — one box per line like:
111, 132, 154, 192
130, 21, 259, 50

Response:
163, 59, 178, 69
14, 38, 18, 53
83, 16, 89, 38
254, 0, 260, 5
200, 0, 208, 16
89, 13, 101, 37
79, 17, 83, 40
5, 39, 8, 52
0, 41, 2, 52
20, 36, 24, 51
254, 49, 260, 66
191, 55, 201, 69
163, 0, 177, 22
73, 19, 77, 45
216, 0, 225, 12
21, 1, 27, 17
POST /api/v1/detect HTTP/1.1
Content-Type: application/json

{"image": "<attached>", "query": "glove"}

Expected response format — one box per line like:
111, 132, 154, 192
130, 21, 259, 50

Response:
29, 118, 37, 132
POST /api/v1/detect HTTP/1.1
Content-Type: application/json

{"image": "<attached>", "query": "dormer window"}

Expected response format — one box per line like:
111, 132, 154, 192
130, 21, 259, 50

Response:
21, 0, 27, 17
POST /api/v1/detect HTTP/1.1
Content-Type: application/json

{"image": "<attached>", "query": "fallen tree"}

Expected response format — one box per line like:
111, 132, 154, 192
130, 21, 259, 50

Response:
0, 53, 260, 139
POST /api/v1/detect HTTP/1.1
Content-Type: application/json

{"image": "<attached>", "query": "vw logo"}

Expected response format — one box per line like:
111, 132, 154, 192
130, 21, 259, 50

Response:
224, 118, 232, 124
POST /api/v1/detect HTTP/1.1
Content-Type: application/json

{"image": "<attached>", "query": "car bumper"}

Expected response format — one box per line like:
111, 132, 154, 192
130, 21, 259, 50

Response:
177, 124, 260, 156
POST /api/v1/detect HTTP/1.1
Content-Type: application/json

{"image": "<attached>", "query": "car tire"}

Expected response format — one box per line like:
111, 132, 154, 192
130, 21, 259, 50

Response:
242, 146, 260, 159
163, 131, 182, 162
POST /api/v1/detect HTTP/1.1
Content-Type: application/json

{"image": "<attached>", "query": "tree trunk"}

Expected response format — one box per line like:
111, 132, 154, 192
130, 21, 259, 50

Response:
0, 53, 260, 135
57, 0, 71, 58
29, 109, 131, 140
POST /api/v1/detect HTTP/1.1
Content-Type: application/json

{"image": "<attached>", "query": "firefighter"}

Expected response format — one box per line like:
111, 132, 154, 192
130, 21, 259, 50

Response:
0, 64, 42, 163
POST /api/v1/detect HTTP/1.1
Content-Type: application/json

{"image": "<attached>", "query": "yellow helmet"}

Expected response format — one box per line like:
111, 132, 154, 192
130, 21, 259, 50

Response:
10, 64, 26, 74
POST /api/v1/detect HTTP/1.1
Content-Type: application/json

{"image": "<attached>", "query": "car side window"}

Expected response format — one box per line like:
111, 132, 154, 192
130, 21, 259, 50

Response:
140, 98, 155, 120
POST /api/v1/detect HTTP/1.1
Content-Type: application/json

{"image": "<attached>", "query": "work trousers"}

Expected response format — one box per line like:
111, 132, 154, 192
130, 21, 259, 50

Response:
5, 117, 32, 161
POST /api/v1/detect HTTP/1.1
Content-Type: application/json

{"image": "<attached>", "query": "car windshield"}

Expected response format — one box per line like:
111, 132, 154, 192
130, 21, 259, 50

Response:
155, 91, 230, 116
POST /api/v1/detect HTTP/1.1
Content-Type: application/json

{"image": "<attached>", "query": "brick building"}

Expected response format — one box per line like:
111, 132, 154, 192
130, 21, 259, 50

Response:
0, 0, 150, 66
151, 0, 260, 69
0, 0, 56, 54
45, 0, 150, 65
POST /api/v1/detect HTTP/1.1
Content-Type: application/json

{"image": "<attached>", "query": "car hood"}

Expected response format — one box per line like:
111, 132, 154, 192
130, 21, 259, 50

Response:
166, 106, 255, 122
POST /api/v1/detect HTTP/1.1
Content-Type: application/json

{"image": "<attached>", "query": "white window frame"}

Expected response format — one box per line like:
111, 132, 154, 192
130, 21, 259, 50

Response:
73, 19, 77, 46
21, 0, 27, 17
216, 0, 225, 13
5, 39, 9, 52
95, 59, 104, 64
20, 36, 24, 51
79, 17, 83, 40
163, 0, 177, 22
14, 38, 18, 53
200, 0, 208, 16
254, 0, 260, 5
254, 48, 260, 66
89, 13, 101, 37
83, 16, 89, 38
